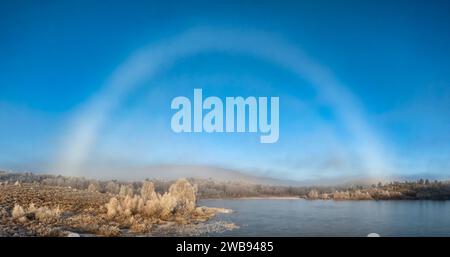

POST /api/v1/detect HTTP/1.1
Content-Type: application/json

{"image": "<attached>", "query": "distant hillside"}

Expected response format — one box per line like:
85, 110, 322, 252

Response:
56, 164, 300, 186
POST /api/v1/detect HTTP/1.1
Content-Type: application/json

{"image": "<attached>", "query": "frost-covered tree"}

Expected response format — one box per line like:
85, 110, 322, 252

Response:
105, 181, 120, 194
88, 182, 100, 192
307, 189, 319, 199
119, 184, 134, 197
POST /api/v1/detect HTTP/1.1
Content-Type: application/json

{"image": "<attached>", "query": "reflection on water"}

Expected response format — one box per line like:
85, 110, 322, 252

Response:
200, 199, 450, 236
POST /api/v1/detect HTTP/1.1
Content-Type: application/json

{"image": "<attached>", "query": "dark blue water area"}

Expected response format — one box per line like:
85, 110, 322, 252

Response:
199, 199, 450, 236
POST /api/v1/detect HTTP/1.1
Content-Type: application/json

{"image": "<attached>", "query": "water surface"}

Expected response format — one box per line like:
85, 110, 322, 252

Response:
200, 199, 450, 236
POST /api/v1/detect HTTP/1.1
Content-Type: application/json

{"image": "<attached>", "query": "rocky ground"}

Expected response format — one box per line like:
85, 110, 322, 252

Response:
0, 182, 235, 237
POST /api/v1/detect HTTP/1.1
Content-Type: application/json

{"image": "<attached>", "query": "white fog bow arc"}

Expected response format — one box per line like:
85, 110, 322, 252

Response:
55, 27, 392, 177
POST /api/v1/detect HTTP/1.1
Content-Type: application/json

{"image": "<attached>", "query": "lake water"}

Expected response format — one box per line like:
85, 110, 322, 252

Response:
199, 199, 450, 236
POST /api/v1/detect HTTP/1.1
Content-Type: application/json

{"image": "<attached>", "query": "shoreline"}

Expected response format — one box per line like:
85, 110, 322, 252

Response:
200, 196, 303, 200
200, 197, 450, 201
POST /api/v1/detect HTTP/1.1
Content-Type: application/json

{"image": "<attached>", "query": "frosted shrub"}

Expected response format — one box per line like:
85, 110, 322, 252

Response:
320, 193, 330, 199
33, 205, 61, 223
371, 189, 401, 199
143, 198, 161, 217
106, 197, 119, 217
119, 185, 134, 197
11, 203, 60, 223
12, 204, 26, 221
137, 198, 145, 213
352, 190, 373, 200
122, 195, 139, 216
87, 183, 100, 192
140, 181, 158, 201
105, 181, 120, 194
168, 179, 197, 214
159, 193, 177, 218
333, 191, 351, 200
106, 195, 141, 217
307, 189, 319, 199
105, 179, 198, 220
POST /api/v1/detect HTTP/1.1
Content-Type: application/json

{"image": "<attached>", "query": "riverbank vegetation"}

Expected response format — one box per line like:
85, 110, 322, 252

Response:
0, 172, 235, 236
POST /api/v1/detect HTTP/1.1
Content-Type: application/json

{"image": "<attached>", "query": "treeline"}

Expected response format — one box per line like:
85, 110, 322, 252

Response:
0, 171, 168, 195
2, 171, 450, 200
305, 179, 450, 200
191, 178, 308, 198
193, 179, 450, 200
0, 172, 302, 198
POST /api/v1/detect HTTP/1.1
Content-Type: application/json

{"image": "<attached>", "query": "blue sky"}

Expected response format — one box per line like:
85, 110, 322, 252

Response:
0, 0, 449, 181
